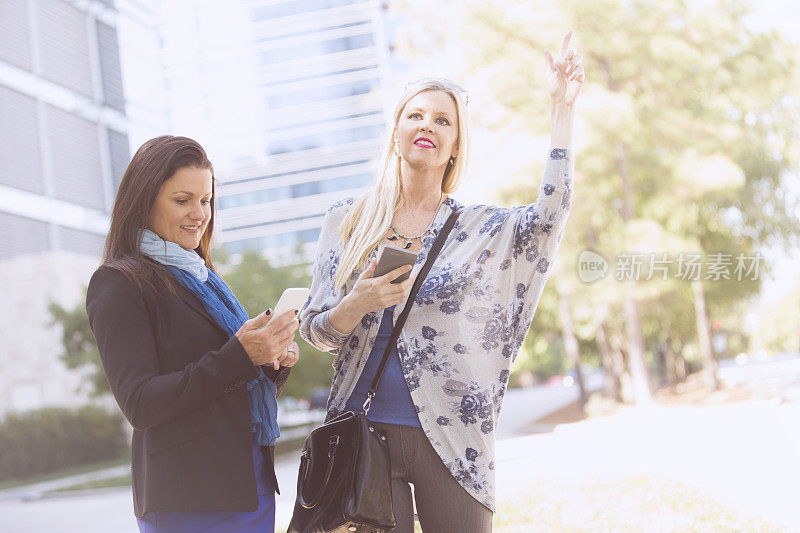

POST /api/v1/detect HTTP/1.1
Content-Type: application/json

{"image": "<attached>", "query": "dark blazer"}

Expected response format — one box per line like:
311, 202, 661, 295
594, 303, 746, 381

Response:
86, 265, 290, 517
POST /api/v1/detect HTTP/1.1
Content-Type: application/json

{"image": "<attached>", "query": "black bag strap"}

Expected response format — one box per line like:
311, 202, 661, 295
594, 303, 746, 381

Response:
362, 207, 461, 414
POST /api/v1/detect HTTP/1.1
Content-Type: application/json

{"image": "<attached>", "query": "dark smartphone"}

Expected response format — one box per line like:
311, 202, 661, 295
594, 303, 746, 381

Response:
374, 245, 418, 284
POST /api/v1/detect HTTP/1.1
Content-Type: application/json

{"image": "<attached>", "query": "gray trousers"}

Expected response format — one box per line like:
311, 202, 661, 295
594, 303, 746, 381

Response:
371, 421, 493, 533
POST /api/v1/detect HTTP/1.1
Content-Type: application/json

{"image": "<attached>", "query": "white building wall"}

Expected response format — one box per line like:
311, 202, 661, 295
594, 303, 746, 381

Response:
0, 0, 166, 417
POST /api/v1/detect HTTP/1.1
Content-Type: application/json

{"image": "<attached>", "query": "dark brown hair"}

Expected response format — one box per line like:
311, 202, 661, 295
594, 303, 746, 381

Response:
102, 135, 216, 292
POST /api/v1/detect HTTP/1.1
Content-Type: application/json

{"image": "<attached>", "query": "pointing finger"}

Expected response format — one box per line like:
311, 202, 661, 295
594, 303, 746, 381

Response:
560, 30, 573, 55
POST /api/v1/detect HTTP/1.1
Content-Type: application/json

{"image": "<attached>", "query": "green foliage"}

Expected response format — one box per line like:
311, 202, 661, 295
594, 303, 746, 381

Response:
219, 250, 334, 398
0, 406, 127, 481
517, 330, 566, 382
759, 276, 800, 353
50, 252, 333, 401
49, 292, 109, 396
397, 0, 800, 379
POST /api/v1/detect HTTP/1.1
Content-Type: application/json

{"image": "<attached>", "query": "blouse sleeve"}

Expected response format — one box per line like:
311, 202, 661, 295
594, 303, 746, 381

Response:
508, 148, 573, 286
299, 202, 353, 353
463, 148, 573, 329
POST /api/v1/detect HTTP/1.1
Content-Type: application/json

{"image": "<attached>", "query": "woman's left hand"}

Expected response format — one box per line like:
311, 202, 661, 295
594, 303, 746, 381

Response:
545, 31, 585, 107
272, 341, 300, 370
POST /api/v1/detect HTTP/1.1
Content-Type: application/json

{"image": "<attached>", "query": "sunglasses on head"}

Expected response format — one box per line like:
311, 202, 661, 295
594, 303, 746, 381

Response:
406, 77, 469, 106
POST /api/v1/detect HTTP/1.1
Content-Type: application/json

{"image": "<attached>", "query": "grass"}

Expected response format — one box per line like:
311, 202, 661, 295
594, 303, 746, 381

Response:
51, 474, 132, 493
0, 455, 129, 492
274, 434, 311, 458
4, 431, 307, 497
283, 473, 783, 533
43, 433, 310, 495
490, 474, 788, 532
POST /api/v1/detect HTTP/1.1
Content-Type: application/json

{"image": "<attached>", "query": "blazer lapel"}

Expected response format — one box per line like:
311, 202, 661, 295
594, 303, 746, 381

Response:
172, 281, 227, 334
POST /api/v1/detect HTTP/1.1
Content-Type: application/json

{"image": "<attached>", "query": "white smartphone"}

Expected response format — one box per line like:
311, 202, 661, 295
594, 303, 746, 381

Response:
271, 287, 310, 319
374, 245, 418, 284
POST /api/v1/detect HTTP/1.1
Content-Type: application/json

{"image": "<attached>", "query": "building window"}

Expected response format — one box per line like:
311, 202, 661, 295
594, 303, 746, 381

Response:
219, 172, 371, 211
260, 33, 374, 65
252, 0, 359, 21
266, 77, 379, 109
267, 123, 383, 155
224, 227, 322, 254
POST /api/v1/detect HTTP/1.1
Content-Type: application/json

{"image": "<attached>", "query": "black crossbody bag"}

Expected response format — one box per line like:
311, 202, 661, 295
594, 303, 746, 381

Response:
288, 208, 461, 533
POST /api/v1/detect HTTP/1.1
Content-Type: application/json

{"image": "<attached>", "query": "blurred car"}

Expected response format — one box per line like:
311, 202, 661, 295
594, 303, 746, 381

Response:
544, 374, 576, 387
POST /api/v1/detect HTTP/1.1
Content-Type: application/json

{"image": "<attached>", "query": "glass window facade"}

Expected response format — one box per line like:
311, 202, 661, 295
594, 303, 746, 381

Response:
260, 33, 374, 65
251, 0, 358, 21
265, 77, 379, 109
219, 172, 371, 210
268, 123, 383, 154
224, 227, 322, 255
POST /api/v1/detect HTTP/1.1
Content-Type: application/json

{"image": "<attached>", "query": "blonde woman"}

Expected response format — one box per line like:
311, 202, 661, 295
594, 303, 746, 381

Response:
300, 32, 584, 532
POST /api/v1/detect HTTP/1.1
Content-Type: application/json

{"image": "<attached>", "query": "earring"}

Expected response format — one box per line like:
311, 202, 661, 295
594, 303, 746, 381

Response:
393, 138, 401, 158
449, 156, 456, 165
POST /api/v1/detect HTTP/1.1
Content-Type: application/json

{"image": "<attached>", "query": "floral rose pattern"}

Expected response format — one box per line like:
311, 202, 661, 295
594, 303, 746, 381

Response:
299, 149, 572, 511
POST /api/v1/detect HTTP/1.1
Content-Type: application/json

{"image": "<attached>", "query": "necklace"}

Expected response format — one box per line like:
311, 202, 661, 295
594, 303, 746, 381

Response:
388, 191, 445, 250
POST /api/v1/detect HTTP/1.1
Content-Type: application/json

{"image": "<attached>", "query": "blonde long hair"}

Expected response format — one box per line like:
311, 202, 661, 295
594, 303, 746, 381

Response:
334, 78, 470, 290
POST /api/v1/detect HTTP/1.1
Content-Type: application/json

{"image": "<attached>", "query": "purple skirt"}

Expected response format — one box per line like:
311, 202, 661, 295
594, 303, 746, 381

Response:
136, 438, 275, 533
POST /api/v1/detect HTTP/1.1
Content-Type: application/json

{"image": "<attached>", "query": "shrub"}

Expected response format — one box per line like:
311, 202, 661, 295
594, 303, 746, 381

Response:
0, 406, 128, 481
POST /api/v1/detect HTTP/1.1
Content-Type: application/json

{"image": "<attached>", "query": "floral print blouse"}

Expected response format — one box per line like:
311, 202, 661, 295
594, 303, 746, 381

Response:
299, 149, 573, 511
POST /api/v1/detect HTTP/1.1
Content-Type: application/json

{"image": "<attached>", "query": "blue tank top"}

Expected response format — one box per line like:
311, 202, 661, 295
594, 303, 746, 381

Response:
344, 306, 421, 427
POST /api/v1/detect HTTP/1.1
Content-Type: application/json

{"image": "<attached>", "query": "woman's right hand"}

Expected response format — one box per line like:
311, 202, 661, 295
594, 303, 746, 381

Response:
235, 309, 299, 367
343, 258, 415, 317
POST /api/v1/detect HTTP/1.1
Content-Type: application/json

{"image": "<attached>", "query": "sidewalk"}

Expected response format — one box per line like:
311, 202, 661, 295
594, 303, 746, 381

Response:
0, 465, 130, 503
0, 384, 587, 532
491, 399, 799, 531
3, 371, 794, 532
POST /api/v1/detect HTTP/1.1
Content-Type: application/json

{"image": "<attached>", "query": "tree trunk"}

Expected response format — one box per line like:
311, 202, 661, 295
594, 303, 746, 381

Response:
610, 330, 634, 403
616, 141, 652, 404
664, 337, 678, 388
596, 322, 622, 401
557, 289, 588, 407
624, 295, 653, 404
692, 279, 719, 390
656, 340, 668, 388
674, 341, 688, 382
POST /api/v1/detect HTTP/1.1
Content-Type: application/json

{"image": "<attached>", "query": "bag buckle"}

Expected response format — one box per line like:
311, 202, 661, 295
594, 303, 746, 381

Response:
362, 392, 374, 416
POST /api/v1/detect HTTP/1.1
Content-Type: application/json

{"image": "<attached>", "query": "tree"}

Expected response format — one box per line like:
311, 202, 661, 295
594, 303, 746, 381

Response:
394, 0, 800, 401
49, 292, 109, 396
218, 250, 334, 399
49, 253, 335, 400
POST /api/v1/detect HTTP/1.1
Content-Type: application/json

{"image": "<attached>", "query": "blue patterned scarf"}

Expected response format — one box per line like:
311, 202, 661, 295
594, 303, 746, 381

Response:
139, 229, 280, 446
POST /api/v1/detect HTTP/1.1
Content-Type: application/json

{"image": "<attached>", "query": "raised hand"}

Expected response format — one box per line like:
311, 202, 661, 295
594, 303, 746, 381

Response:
544, 31, 585, 107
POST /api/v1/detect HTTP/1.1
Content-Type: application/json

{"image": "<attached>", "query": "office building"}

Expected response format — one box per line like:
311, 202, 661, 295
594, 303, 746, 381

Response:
0, 0, 167, 415
159, 0, 391, 261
